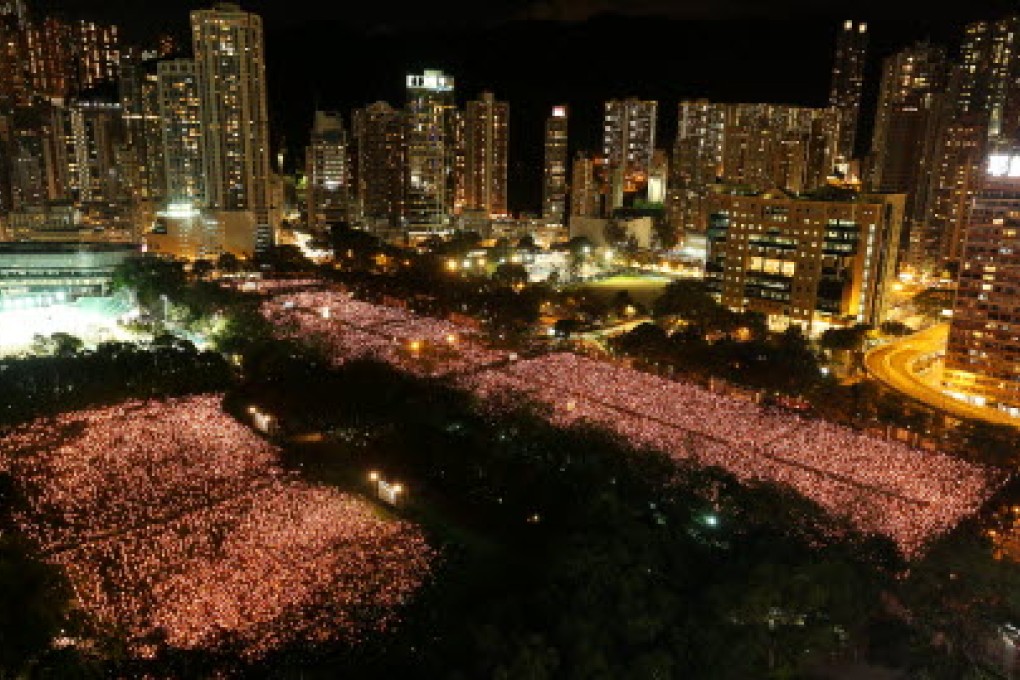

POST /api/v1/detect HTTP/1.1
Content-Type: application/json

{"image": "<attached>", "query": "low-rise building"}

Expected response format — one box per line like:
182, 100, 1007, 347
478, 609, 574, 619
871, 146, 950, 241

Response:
705, 186, 904, 334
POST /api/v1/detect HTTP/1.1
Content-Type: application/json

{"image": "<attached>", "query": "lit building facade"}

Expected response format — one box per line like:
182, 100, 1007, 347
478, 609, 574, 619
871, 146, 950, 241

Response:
944, 153, 1020, 414
352, 101, 404, 230
603, 98, 657, 176
157, 59, 205, 207
74, 20, 119, 91
829, 20, 868, 164
69, 95, 126, 205
668, 99, 725, 235
404, 69, 455, 231
570, 153, 608, 219
464, 91, 508, 217
542, 105, 568, 224
191, 2, 272, 252
706, 187, 904, 334
869, 41, 948, 257
306, 110, 351, 229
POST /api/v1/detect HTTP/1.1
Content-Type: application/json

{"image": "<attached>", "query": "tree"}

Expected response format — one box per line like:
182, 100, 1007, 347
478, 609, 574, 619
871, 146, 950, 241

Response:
217, 252, 241, 274
0, 530, 70, 676
955, 421, 1020, 466
493, 263, 529, 289
653, 280, 729, 332
517, 235, 537, 251
191, 259, 215, 280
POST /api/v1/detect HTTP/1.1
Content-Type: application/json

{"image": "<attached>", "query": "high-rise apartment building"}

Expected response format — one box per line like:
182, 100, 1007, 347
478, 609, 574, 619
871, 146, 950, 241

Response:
352, 101, 404, 230
124, 55, 165, 207
719, 103, 839, 195
74, 20, 119, 91
157, 59, 204, 206
571, 152, 608, 219
829, 20, 868, 164
69, 94, 126, 205
306, 110, 351, 229
28, 17, 73, 99
191, 2, 272, 252
911, 17, 1020, 275
668, 100, 725, 235
705, 187, 905, 334
0, 5, 29, 109
869, 42, 948, 246
543, 105, 568, 224
943, 152, 1020, 414
404, 69, 455, 231
603, 98, 657, 175
464, 91, 508, 217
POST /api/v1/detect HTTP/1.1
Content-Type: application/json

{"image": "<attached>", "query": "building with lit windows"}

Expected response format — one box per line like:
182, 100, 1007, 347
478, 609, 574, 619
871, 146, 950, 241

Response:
73, 20, 119, 91
404, 69, 455, 231
464, 91, 508, 218
157, 59, 204, 207
705, 186, 904, 334
352, 101, 404, 231
603, 98, 657, 177
944, 153, 1020, 414
720, 103, 839, 196
306, 110, 351, 229
869, 41, 948, 257
570, 152, 608, 219
69, 94, 127, 205
542, 105, 568, 224
669, 100, 725, 235
191, 2, 272, 253
910, 17, 1020, 275
829, 20, 868, 164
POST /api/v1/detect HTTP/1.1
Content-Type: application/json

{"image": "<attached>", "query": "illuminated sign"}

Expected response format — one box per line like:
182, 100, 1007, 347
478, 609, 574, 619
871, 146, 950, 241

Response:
987, 154, 1020, 177
552, 106, 567, 118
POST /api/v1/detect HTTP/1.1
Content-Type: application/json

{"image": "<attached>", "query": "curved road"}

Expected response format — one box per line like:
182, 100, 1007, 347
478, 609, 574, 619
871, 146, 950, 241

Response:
865, 323, 1020, 428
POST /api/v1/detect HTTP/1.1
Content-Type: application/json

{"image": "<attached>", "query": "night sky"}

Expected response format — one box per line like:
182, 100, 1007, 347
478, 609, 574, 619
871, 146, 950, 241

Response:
32, 0, 1020, 212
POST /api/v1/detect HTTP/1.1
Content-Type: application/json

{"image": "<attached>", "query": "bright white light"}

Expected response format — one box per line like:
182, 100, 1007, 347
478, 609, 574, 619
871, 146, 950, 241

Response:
158, 202, 200, 219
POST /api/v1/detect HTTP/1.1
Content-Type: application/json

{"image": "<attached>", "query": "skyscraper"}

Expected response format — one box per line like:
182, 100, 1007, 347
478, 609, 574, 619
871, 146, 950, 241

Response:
603, 98, 657, 175
668, 100, 725, 235
191, 2, 272, 252
404, 69, 454, 231
943, 151, 1020, 414
157, 59, 204, 206
869, 42, 948, 238
29, 17, 74, 99
306, 110, 351, 229
910, 17, 1020, 275
543, 105, 568, 224
570, 152, 608, 219
74, 20, 120, 91
120, 51, 165, 210
352, 101, 404, 231
464, 91, 508, 217
69, 94, 126, 205
829, 20, 868, 164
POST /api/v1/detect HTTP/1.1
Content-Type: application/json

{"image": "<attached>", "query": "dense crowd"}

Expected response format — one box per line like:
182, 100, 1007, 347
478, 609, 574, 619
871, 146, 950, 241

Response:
0, 396, 434, 658
263, 291, 507, 376
263, 289, 1003, 555
463, 353, 1001, 555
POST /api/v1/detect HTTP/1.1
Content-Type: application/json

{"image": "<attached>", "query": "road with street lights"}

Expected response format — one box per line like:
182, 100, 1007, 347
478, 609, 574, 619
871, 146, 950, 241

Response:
865, 323, 1020, 428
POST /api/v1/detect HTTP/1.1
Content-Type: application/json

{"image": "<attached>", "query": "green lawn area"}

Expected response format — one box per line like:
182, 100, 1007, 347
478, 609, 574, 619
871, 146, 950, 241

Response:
570, 274, 672, 306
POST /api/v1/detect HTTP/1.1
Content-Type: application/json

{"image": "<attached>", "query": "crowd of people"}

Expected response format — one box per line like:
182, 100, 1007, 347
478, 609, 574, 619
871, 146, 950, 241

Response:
0, 396, 434, 658
464, 353, 1001, 555
261, 288, 1002, 556
263, 291, 507, 377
